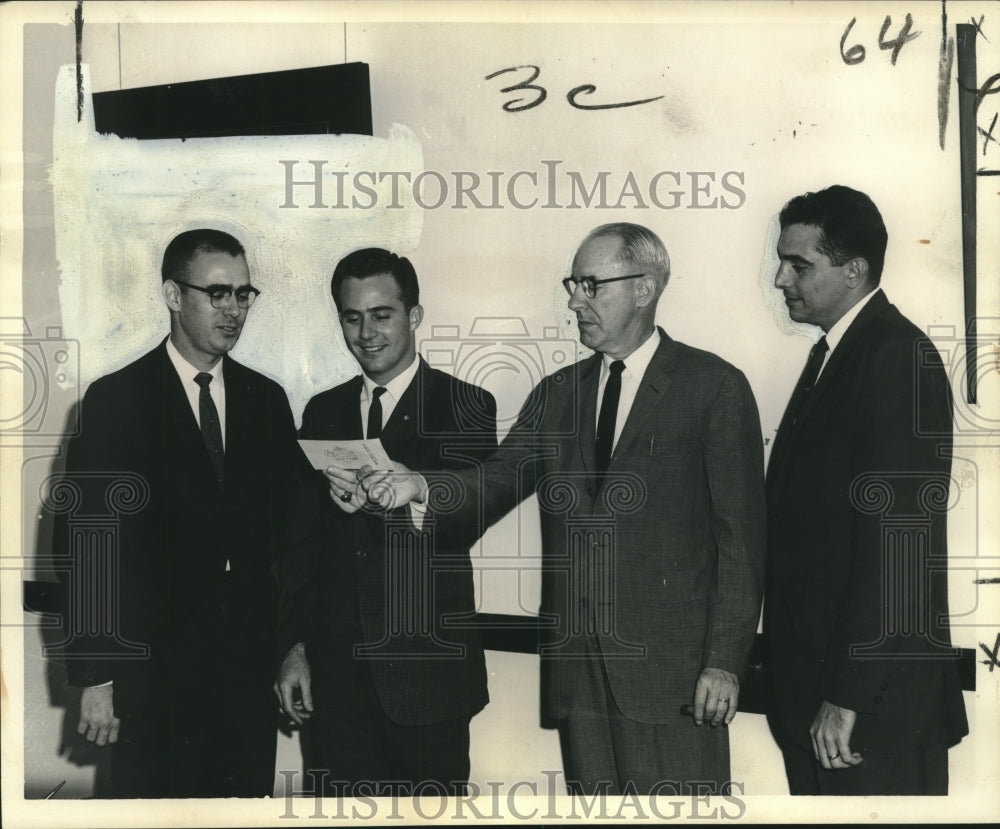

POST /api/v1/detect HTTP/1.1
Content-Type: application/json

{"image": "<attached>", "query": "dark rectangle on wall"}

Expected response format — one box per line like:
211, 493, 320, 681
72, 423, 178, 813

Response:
92, 62, 372, 139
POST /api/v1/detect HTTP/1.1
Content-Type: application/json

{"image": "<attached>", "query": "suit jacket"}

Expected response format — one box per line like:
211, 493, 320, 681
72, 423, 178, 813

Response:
54, 340, 308, 714
438, 328, 766, 725
279, 358, 496, 726
765, 290, 968, 754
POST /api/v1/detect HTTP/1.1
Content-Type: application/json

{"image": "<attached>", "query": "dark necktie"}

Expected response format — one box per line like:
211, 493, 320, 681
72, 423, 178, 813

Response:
194, 372, 225, 483
595, 360, 626, 475
367, 386, 387, 439
781, 336, 829, 431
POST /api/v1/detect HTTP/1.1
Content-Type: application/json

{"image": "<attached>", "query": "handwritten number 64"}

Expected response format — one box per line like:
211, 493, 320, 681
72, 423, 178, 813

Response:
841, 14, 921, 66
485, 65, 663, 112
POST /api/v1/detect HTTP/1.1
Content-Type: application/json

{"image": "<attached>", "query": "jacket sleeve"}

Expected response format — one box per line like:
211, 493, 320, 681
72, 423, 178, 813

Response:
273, 480, 324, 664
274, 396, 328, 663
429, 380, 549, 550
701, 368, 767, 678
459, 384, 499, 462
54, 378, 137, 687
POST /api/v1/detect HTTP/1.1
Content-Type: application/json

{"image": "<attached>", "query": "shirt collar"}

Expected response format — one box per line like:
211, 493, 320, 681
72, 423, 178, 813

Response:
362, 354, 420, 401
825, 288, 881, 353
602, 328, 661, 380
166, 336, 224, 385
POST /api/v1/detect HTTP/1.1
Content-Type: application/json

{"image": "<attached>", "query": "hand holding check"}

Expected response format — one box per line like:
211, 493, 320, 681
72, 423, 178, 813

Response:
323, 463, 366, 513
323, 460, 428, 513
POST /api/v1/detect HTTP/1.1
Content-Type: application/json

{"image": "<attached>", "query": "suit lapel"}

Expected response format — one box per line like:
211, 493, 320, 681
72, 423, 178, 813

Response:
221, 357, 253, 489
382, 360, 421, 439
332, 376, 365, 439
575, 355, 601, 483
795, 290, 889, 428
768, 291, 889, 494
610, 331, 676, 464
157, 342, 221, 491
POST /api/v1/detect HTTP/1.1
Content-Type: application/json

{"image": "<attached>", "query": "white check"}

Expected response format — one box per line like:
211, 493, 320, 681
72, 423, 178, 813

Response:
298, 439, 395, 471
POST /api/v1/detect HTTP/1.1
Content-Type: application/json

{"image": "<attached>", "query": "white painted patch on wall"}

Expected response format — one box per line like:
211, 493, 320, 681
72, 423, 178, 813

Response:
50, 64, 424, 419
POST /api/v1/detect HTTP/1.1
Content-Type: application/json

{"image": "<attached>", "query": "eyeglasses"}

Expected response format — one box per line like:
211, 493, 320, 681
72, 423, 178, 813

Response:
562, 273, 646, 299
174, 279, 261, 309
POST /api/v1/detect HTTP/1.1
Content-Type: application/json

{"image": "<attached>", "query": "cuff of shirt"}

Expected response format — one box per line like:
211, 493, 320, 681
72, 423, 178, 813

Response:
408, 500, 427, 530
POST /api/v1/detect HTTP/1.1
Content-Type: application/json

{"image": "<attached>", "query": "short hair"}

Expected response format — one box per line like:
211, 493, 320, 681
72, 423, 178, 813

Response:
779, 185, 888, 285
330, 248, 419, 311
578, 222, 671, 293
161, 229, 246, 283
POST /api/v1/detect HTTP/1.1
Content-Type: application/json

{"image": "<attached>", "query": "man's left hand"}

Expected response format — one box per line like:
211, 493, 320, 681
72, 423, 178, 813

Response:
358, 462, 428, 510
692, 667, 739, 726
810, 700, 863, 769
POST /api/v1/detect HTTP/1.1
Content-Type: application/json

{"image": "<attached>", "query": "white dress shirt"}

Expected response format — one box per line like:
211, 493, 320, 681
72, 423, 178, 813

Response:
166, 336, 226, 446
817, 288, 881, 380
166, 337, 230, 572
360, 354, 421, 437
595, 329, 661, 452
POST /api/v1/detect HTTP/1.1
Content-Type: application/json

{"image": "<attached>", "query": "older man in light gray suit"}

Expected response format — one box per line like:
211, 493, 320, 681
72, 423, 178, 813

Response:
330, 223, 766, 795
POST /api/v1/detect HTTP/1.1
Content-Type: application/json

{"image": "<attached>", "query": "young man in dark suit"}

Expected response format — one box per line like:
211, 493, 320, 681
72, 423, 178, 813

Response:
55, 229, 310, 797
340, 225, 767, 796
274, 248, 497, 796
766, 185, 968, 794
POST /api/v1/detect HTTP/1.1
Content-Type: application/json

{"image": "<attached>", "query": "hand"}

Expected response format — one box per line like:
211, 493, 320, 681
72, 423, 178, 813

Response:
810, 700, 863, 769
692, 667, 739, 727
323, 464, 364, 513
79, 685, 120, 746
274, 642, 314, 725
358, 462, 428, 510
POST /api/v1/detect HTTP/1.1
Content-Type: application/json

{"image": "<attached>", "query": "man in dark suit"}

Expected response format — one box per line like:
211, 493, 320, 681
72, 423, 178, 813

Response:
274, 248, 496, 796
765, 185, 968, 795
347, 224, 766, 795
54, 229, 310, 797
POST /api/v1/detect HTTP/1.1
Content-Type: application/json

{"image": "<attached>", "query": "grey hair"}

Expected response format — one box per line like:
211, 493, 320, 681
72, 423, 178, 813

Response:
578, 222, 671, 293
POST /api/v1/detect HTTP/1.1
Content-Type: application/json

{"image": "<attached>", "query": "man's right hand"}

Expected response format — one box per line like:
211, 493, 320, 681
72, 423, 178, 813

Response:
274, 642, 314, 725
79, 685, 120, 746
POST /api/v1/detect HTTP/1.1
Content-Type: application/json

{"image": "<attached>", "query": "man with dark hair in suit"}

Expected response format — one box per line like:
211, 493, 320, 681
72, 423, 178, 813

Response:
56, 228, 310, 797
766, 185, 968, 795
274, 248, 497, 796
339, 224, 766, 796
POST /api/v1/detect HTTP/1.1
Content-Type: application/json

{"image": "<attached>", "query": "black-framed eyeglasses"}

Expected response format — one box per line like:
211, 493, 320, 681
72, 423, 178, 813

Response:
562, 273, 646, 299
173, 279, 261, 309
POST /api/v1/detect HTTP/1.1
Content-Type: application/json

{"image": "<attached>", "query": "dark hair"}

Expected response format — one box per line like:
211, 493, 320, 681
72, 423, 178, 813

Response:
330, 248, 419, 311
161, 229, 246, 283
778, 185, 888, 285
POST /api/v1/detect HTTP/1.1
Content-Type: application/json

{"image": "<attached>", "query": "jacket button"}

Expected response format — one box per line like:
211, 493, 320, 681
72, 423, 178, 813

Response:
355, 549, 366, 559
880, 682, 889, 691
